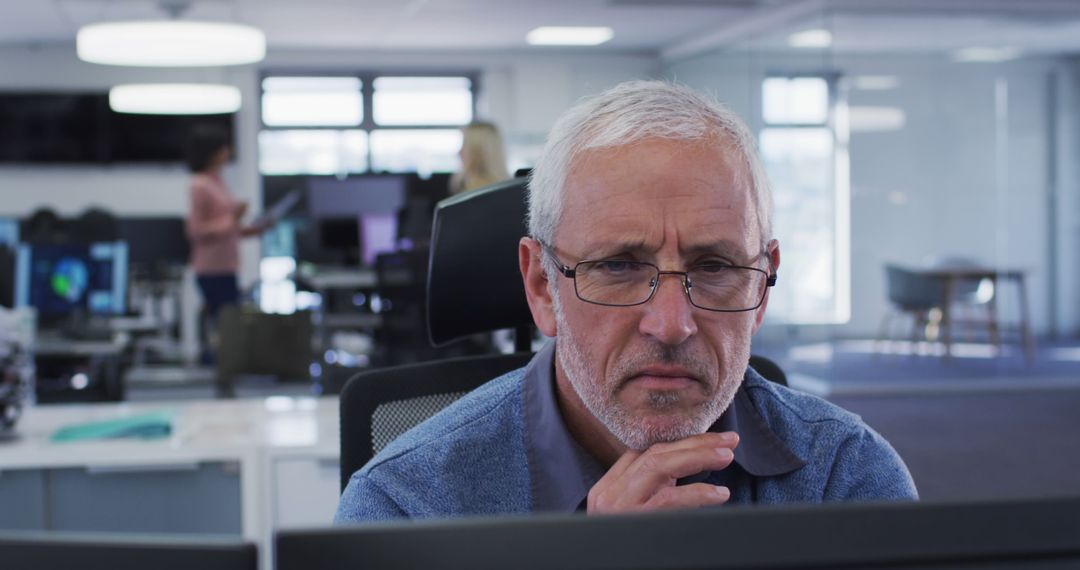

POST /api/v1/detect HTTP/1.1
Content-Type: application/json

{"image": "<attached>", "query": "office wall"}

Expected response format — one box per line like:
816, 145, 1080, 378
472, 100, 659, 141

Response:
665, 50, 1080, 339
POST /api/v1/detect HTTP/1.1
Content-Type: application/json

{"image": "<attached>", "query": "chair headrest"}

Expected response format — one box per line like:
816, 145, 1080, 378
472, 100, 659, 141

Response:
427, 178, 534, 346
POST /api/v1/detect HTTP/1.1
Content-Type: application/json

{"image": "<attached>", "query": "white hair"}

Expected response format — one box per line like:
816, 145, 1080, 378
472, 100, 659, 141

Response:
527, 79, 773, 252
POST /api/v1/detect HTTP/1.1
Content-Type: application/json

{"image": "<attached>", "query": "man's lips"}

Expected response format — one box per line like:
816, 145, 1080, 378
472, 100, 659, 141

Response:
626, 366, 700, 390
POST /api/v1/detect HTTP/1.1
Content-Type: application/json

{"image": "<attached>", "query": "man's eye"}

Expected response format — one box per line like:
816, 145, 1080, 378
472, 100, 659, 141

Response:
695, 263, 734, 274
594, 260, 642, 273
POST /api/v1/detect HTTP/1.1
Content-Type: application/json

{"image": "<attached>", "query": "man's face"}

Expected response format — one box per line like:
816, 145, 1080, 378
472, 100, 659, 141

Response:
545, 138, 777, 451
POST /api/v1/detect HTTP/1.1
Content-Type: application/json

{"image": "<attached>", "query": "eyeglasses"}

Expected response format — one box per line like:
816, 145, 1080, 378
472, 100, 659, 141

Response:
539, 241, 777, 313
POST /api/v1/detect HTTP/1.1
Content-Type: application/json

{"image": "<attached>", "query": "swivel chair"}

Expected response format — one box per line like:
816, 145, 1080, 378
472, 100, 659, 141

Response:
339, 177, 787, 491
339, 177, 534, 490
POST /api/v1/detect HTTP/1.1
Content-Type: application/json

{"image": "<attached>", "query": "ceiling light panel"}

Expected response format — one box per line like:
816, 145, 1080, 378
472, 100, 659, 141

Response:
109, 83, 242, 114
77, 21, 266, 67
526, 26, 614, 46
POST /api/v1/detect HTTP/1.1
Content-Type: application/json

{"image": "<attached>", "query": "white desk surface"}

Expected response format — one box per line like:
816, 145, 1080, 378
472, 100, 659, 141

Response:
0, 396, 340, 470
305, 268, 376, 290
0, 396, 340, 565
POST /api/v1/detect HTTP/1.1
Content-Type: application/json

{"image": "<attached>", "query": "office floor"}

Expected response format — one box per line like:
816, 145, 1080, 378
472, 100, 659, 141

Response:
831, 387, 1080, 502
750, 337, 1080, 502
755, 337, 1080, 396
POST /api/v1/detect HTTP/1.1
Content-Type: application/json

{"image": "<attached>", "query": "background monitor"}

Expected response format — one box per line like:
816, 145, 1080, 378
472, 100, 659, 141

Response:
307, 175, 408, 218
317, 218, 361, 266
360, 212, 398, 266
0, 217, 18, 248
0, 532, 255, 570
15, 241, 128, 320
0, 245, 14, 308
278, 496, 1080, 570
116, 217, 191, 268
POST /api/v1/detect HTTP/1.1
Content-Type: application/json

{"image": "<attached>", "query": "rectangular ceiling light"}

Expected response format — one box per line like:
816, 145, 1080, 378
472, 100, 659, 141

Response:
787, 28, 832, 49
526, 26, 614, 46
952, 46, 1020, 63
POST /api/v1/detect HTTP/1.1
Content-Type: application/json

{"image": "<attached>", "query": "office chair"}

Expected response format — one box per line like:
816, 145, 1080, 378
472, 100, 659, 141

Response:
876, 264, 946, 355
216, 306, 314, 398
340, 177, 788, 491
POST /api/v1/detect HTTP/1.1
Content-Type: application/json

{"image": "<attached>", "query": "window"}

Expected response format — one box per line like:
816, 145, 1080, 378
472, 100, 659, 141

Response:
258, 73, 475, 176
760, 75, 850, 324
372, 77, 472, 126
258, 130, 368, 175
369, 129, 462, 175
262, 77, 363, 127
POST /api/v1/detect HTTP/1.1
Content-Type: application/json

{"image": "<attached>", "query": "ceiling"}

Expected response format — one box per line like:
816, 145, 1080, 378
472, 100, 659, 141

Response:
4, 0, 1080, 61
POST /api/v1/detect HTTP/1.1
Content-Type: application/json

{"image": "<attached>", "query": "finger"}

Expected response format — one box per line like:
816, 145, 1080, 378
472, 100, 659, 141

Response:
587, 450, 641, 511
646, 431, 740, 456
643, 483, 731, 512
605, 449, 642, 481
620, 446, 736, 505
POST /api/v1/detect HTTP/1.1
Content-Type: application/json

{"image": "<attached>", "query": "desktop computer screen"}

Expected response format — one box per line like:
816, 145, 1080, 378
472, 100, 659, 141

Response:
116, 217, 190, 268
307, 175, 408, 218
360, 212, 398, 266
278, 496, 1080, 570
14, 241, 128, 319
0, 217, 18, 248
0, 532, 255, 570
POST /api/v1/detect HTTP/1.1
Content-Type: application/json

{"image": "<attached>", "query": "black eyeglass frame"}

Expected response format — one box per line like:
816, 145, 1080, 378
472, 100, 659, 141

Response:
538, 240, 778, 313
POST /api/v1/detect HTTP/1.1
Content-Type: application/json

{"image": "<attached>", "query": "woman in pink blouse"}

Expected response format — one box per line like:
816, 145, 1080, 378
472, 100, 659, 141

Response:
184, 126, 272, 335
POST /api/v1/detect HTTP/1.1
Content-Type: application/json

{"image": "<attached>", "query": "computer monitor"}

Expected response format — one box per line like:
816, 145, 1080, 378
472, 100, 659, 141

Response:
0, 217, 18, 248
317, 218, 361, 265
116, 217, 190, 268
360, 212, 398, 266
277, 496, 1080, 570
14, 241, 128, 321
307, 175, 408, 218
0, 532, 255, 570
0, 244, 15, 308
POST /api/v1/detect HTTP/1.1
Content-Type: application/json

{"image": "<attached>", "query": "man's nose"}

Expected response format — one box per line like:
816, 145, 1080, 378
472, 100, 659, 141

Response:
638, 274, 697, 345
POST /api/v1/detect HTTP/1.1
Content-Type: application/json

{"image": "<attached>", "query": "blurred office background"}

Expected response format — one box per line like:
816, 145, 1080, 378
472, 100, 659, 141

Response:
1, 0, 1079, 566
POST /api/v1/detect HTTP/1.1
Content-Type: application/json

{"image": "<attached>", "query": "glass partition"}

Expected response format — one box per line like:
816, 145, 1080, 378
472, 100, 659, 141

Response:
664, 6, 1080, 390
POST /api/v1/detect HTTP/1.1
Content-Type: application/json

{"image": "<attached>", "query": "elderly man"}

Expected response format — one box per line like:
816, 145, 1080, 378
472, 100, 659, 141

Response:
335, 80, 916, 522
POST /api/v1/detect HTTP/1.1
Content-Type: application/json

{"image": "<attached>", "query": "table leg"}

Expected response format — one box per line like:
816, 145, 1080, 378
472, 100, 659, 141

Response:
987, 276, 1002, 356
941, 277, 955, 360
1017, 276, 1036, 363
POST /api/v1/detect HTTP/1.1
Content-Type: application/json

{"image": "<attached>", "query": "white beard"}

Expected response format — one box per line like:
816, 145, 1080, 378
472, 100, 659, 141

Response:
551, 287, 746, 451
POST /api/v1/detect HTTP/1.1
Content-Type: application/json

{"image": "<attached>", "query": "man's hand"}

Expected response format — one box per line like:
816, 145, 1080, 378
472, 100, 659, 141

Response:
234, 201, 249, 221
587, 432, 739, 515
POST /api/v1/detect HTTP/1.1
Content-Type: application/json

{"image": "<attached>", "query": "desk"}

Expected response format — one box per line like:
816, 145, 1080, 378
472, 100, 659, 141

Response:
0, 397, 340, 570
918, 267, 1034, 361
34, 335, 128, 402
303, 267, 380, 368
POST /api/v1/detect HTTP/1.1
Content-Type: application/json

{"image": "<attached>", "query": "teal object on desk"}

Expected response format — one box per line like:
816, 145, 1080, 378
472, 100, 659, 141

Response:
50, 410, 175, 443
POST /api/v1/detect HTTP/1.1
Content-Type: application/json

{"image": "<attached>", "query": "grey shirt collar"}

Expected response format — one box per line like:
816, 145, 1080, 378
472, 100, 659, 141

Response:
522, 340, 806, 513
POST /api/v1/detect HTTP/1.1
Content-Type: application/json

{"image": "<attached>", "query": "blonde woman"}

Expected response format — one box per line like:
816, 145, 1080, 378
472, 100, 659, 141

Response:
450, 120, 510, 195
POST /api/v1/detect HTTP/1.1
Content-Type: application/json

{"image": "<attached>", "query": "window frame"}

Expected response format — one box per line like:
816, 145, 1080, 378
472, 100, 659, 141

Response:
759, 72, 851, 325
257, 69, 480, 174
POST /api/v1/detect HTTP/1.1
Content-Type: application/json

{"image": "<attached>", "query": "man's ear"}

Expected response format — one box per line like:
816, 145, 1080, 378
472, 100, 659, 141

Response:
519, 237, 557, 337
751, 239, 780, 334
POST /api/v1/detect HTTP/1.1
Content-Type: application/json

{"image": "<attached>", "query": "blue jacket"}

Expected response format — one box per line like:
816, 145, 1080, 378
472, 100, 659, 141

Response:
335, 358, 917, 523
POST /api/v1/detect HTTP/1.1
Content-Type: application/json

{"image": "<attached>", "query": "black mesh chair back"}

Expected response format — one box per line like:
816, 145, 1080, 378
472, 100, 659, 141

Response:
427, 177, 532, 346
339, 352, 532, 491
749, 355, 787, 387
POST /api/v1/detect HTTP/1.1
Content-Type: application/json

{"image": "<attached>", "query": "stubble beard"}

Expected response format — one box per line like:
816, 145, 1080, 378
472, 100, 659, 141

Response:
551, 288, 747, 451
